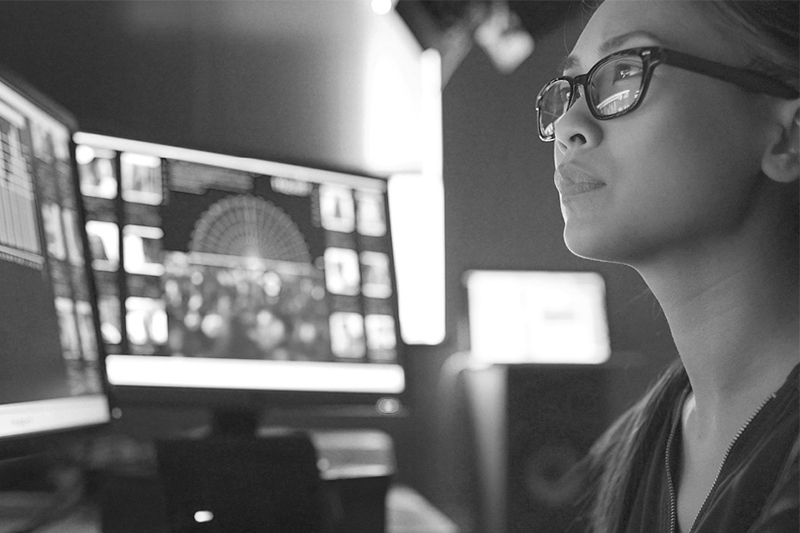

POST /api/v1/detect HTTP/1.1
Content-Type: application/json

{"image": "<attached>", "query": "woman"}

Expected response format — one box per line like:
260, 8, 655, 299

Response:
534, 0, 799, 531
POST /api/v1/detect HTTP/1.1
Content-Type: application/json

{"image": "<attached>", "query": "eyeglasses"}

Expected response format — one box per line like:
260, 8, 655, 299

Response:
535, 46, 800, 142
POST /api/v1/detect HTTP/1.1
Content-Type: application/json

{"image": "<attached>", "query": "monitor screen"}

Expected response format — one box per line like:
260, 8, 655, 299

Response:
73, 132, 406, 413
0, 70, 110, 443
465, 270, 610, 365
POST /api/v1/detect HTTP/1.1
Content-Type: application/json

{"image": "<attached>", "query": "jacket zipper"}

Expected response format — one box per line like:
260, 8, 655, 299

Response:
665, 392, 776, 533
665, 402, 681, 533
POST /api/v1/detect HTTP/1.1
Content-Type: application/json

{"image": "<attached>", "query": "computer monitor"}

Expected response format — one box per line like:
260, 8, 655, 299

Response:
73, 132, 406, 432
0, 68, 111, 457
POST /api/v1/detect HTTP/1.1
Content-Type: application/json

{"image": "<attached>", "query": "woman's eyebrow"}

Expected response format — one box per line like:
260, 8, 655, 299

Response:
557, 55, 580, 74
557, 30, 663, 74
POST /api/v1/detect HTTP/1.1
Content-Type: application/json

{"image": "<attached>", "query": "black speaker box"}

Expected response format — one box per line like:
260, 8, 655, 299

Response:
464, 364, 644, 533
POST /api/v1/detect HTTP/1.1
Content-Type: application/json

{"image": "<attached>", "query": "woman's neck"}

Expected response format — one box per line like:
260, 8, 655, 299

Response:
635, 225, 799, 420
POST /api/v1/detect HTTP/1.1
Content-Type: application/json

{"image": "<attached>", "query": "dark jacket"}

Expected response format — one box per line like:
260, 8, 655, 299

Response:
578, 363, 799, 533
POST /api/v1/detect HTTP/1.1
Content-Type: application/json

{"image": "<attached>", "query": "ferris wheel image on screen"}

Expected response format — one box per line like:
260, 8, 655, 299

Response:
189, 195, 312, 264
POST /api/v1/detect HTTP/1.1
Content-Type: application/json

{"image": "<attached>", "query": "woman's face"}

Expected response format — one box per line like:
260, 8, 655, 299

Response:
553, 0, 775, 265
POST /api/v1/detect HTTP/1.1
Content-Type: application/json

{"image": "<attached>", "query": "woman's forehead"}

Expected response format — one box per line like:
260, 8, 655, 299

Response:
568, 0, 743, 71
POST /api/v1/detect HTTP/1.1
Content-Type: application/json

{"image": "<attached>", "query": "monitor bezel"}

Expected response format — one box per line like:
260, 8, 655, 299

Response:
0, 65, 113, 459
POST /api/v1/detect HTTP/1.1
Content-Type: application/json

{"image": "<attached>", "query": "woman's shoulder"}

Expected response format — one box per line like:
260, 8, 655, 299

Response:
751, 365, 799, 531
747, 436, 799, 533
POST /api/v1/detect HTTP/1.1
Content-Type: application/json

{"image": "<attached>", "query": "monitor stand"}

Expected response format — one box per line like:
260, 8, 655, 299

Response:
208, 408, 261, 438
155, 413, 324, 532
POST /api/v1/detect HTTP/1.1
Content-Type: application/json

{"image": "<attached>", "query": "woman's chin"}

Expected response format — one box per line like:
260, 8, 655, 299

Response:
563, 229, 629, 265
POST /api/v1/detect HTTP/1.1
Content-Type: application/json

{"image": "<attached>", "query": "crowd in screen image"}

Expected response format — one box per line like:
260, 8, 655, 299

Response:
161, 252, 332, 362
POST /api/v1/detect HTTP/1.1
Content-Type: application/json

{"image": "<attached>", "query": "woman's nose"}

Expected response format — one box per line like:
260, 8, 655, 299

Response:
553, 85, 602, 152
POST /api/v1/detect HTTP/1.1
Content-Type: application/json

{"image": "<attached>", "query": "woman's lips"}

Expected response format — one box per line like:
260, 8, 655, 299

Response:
554, 165, 606, 197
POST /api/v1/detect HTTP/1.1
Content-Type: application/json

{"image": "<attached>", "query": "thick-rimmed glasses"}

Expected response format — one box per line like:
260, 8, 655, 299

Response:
535, 46, 800, 142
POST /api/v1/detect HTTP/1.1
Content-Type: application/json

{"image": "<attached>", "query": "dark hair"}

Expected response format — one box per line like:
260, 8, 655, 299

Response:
705, 0, 799, 90
578, 359, 687, 532
576, 3, 799, 532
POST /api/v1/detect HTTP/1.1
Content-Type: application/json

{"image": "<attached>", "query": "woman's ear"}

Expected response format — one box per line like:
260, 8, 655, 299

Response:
762, 101, 799, 184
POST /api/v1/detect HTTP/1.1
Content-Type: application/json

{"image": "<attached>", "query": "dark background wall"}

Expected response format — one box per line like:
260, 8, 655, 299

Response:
0, 1, 385, 173
0, 2, 678, 531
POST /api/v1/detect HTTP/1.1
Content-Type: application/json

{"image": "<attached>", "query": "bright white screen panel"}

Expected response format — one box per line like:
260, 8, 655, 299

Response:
465, 270, 611, 365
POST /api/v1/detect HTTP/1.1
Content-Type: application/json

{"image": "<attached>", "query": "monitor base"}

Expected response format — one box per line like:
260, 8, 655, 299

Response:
208, 408, 261, 437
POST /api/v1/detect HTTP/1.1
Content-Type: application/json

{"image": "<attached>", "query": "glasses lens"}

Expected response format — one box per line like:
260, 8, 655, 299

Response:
589, 55, 644, 117
537, 79, 571, 140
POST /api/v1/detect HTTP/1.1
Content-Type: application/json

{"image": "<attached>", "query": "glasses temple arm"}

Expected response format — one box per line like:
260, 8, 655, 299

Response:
661, 49, 799, 99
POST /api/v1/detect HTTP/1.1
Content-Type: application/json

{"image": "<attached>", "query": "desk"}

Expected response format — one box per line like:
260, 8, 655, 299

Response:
388, 485, 459, 533
0, 485, 458, 533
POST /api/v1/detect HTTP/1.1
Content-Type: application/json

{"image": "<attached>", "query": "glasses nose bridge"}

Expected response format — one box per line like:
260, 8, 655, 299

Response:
552, 75, 595, 144
569, 74, 591, 109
